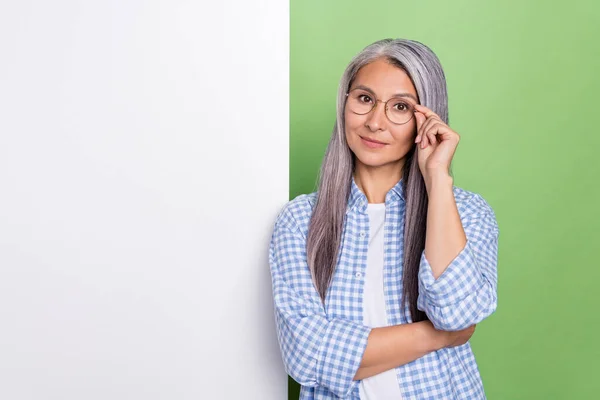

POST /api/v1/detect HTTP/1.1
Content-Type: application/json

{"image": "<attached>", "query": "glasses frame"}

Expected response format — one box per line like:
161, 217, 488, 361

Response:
345, 88, 417, 125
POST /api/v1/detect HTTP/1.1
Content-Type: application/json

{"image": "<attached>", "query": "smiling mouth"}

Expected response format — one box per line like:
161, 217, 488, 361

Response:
360, 136, 387, 145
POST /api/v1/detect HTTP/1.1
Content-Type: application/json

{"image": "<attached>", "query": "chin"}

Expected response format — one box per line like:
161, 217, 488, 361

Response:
353, 152, 394, 168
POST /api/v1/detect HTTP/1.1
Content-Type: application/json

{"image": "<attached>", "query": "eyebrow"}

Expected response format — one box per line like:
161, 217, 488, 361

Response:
351, 84, 419, 103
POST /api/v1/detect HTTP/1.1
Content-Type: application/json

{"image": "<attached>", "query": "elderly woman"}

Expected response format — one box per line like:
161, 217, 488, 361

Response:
269, 38, 499, 399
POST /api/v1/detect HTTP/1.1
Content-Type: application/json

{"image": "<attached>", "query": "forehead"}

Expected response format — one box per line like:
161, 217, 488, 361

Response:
351, 58, 417, 98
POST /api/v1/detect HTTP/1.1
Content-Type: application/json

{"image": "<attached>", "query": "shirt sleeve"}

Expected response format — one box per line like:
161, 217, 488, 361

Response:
269, 207, 371, 398
416, 193, 499, 331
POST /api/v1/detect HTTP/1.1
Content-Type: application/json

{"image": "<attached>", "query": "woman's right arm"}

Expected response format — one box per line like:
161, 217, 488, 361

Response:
269, 207, 474, 397
354, 321, 475, 381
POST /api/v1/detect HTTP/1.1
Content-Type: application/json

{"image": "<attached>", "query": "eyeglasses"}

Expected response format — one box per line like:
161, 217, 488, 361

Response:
345, 88, 417, 125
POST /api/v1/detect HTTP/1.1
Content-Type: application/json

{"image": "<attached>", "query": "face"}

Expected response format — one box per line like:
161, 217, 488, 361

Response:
344, 58, 419, 170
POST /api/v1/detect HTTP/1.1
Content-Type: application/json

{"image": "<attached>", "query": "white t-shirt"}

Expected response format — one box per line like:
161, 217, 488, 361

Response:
358, 203, 403, 400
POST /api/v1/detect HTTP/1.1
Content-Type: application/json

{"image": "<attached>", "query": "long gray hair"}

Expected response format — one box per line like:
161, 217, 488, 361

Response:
306, 38, 449, 322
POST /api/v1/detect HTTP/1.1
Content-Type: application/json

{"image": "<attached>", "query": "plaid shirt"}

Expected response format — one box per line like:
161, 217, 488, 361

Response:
269, 176, 499, 399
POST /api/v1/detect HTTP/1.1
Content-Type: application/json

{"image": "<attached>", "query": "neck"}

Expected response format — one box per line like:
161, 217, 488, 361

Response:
353, 159, 404, 204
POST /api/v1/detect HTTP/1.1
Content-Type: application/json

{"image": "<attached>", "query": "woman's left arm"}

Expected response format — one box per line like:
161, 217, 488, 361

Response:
413, 104, 500, 331
418, 174, 499, 331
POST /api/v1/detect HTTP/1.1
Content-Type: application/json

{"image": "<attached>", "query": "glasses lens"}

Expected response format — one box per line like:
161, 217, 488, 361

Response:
386, 97, 414, 124
347, 89, 374, 115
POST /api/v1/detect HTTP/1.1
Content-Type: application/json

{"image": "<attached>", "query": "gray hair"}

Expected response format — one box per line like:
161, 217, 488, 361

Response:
306, 38, 449, 322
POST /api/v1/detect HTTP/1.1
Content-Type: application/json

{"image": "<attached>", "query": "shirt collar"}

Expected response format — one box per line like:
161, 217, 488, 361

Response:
347, 174, 405, 215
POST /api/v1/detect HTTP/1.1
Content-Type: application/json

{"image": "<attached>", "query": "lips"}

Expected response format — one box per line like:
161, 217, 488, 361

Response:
360, 136, 387, 145
359, 136, 387, 149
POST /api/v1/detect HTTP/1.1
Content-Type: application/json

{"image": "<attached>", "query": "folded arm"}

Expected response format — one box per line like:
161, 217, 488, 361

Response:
270, 207, 452, 397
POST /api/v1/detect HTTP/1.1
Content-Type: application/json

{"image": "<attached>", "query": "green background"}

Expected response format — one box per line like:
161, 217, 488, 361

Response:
290, 0, 600, 399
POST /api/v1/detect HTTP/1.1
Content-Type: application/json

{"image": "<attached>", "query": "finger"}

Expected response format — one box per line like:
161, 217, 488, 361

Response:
427, 131, 437, 147
423, 125, 438, 148
422, 120, 443, 148
414, 103, 441, 120
421, 133, 428, 149
415, 111, 426, 131
427, 125, 446, 148
414, 112, 426, 143
420, 118, 430, 149
420, 120, 433, 147
424, 123, 456, 144
419, 114, 436, 148
420, 115, 443, 136
419, 128, 427, 148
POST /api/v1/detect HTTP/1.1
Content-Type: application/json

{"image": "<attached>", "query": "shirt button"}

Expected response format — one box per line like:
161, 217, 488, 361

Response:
355, 272, 363, 278
359, 232, 366, 238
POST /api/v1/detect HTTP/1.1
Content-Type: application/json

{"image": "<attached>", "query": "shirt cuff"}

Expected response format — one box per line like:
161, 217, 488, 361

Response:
418, 240, 485, 308
315, 318, 371, 398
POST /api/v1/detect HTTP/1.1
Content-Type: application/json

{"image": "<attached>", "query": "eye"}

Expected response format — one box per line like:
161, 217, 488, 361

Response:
392, 101, 410, 111
358, 94, 373, 104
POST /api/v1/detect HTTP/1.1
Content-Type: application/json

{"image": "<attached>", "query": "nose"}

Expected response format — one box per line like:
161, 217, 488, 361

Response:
365, 100, 386, 131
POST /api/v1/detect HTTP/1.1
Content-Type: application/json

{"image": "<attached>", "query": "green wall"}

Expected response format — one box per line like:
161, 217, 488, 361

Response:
290, 0, 600, 398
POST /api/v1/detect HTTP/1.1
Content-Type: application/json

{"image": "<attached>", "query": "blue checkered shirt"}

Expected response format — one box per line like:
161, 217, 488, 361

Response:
269, 176, 499, 399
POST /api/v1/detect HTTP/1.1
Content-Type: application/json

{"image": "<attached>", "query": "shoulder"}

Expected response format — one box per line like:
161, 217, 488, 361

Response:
273, 191, 318, 238
452, 185, 499, 234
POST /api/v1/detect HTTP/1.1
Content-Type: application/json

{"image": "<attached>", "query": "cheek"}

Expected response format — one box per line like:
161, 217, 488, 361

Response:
344, 109, 362, 131
406, 119, 418, 136
390, 123, 418, 145
344, 111, 364, 143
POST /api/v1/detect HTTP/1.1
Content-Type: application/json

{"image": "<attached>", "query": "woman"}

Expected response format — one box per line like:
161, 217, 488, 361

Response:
269, 38, 499, 399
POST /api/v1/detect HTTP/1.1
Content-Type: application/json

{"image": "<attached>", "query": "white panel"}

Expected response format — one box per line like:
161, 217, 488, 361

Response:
0, 1, 288, 399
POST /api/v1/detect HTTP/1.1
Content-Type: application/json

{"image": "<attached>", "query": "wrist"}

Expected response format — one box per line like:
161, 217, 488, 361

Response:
420, 321, 447, 352
424, 171, 453, 194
